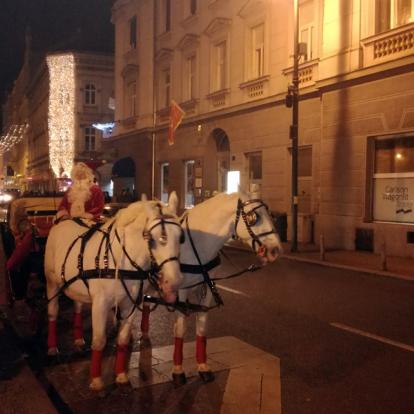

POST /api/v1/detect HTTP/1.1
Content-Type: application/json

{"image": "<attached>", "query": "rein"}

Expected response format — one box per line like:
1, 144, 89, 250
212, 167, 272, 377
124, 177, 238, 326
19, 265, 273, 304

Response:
48, 210, 182, 316
147, 198, 273, 314
233, 198, 278, 252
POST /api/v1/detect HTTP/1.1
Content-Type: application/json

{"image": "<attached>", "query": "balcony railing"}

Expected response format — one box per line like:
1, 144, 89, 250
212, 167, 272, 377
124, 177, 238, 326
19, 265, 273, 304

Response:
361, 23, 414, 66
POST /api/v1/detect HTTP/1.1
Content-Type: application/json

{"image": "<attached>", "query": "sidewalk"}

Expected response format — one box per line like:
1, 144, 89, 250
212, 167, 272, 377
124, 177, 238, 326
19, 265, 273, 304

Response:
282, 242, 414, 282
227, 240, 414, 282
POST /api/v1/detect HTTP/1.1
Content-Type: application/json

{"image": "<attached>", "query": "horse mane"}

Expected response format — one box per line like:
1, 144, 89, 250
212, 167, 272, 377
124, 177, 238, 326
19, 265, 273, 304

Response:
114, 200, 177, 229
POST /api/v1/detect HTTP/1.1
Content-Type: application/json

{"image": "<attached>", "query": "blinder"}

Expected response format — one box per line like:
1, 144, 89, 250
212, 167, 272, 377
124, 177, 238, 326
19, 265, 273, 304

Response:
245, 210, 259, 226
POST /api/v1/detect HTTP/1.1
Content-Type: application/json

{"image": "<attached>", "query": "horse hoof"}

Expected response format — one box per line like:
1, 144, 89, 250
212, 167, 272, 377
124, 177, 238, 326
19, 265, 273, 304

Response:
198, 370, 215, 383
172, 372, 187, 387
115, 372, 129, 385
74, 338, 86, 348
47, 347, 59, 356
89, 377, 104, 391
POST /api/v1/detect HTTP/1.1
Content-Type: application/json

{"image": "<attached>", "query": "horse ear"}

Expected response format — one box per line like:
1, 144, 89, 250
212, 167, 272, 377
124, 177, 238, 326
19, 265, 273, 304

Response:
141, 193, 148, 201
168, 191, 179, 215
238, 185, 249, 201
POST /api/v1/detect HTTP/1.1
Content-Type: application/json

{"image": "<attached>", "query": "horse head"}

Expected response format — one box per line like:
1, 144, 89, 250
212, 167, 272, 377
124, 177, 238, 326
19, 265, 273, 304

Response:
234, 188, 283, 264
142, 191, 184, 303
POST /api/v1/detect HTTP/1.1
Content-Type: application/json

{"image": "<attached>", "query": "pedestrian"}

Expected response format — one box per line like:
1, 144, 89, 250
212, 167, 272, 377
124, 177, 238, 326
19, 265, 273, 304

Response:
56, 162, 105, 221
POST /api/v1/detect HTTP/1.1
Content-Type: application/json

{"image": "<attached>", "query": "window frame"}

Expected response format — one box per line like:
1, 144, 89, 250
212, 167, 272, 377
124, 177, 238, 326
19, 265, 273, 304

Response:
184, 159, 195, 209
84, 83, 96, 106
129, 16, 137, 49
368, 134, 414, 223
160, 162, 169, 203
375, 0, 414, 33
84, 126, 96, 151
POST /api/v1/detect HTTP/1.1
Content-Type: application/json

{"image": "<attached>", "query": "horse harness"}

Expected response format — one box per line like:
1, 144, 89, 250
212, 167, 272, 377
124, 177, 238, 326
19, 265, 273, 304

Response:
146, 197, 273, 314
51, 208, 184, 316
233, 198, 278, 253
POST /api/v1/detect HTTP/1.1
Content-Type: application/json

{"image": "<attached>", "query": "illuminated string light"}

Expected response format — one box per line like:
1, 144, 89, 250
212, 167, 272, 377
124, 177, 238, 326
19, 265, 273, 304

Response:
46, 53, 76, 177
0, 124, 28, 154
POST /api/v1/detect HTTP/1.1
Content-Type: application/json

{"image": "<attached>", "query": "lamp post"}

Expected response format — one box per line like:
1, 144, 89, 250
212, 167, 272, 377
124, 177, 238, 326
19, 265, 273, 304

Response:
289, 0, 299, 252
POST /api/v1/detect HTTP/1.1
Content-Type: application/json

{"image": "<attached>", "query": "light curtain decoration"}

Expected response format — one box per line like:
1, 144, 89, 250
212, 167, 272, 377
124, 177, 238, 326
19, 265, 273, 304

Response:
46, 53, 76, 177
0, 124, 28, 154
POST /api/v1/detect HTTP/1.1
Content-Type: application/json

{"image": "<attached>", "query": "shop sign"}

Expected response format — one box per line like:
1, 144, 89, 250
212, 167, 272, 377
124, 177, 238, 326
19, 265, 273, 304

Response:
373, 177, 414, 223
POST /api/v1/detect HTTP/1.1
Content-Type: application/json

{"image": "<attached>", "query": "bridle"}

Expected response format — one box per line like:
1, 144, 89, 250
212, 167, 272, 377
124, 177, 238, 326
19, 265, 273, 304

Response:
142, 211, 185, 273
233, 198, 278, 253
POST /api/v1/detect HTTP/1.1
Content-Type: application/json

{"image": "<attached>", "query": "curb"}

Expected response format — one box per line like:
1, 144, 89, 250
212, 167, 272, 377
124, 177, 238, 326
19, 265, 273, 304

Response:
281, 254, 414, 282
224, 244, 414, 283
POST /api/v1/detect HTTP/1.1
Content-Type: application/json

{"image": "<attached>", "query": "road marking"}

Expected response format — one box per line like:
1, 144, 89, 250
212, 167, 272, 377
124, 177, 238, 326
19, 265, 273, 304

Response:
330, 322, 414, 353
216, 284, 251, 298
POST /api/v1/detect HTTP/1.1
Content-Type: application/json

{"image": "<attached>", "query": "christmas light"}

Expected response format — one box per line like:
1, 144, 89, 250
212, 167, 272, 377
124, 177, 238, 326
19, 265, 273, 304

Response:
0, 124, 28, 154
46, 53, 76, 177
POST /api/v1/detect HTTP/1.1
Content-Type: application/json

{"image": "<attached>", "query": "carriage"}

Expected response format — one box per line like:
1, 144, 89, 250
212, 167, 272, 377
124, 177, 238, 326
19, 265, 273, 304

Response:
0, 194, 63, 306
0, 189, 283, 390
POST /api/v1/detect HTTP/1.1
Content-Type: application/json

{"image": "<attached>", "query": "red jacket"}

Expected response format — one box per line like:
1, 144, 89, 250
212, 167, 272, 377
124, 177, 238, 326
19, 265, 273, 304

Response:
6, 230, 39, 271
58, 184, 105, 220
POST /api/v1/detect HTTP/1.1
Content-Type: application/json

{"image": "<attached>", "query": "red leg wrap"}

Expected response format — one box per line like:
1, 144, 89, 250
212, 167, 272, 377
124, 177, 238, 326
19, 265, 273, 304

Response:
91, 350, 103, 378
73, 312, 83, 340
47, 320, 57, 349
141, 305, 150, 334
196, 335, 207, 364
173, 337, 184, 366
115, 344, 129, 375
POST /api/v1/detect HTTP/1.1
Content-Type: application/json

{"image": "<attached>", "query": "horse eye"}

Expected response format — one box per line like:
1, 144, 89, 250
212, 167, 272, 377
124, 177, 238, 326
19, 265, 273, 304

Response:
246, 212, 258, 226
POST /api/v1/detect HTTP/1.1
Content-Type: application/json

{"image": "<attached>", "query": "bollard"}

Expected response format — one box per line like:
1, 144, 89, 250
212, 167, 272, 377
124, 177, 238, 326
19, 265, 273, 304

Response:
380, 241, 387, 271
320, 233, 325, 261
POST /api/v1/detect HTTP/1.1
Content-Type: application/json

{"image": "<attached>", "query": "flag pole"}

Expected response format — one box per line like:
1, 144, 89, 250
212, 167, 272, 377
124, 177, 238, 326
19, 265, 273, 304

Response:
151, 0, 157, 199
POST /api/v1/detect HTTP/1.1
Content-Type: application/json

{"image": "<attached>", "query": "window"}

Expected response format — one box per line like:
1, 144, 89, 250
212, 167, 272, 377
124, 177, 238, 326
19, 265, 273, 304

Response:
372, 136, 414, 223
129, 16, 137, 49
184, 55, 196, 101
375, 0, 413, 33
126, 81, 136, 117
161, 68, 171, 109
299, 0, 316, 61
160, 162, 169, 203
184, 160, 195, 208
300, 25, 315, 61
214, 41, 226, 91
246, 151, 262, 192
165, 0, 171, 32
190, 0, 197, 15
252, 24, 264, 78
84, 127, 96, 151
84, 83, 96, 105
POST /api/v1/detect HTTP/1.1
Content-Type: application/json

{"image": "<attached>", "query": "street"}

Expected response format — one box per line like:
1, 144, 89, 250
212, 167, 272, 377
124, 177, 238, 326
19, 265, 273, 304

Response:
2, 248, 414, 413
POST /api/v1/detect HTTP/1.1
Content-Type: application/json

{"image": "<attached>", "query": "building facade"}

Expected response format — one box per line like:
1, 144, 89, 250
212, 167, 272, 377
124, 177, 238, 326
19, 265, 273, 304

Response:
2, 49, 115, 193
110, 0, 414, 257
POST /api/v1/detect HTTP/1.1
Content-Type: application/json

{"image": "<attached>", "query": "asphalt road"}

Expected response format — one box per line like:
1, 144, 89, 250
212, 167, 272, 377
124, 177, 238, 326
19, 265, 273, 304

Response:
2, 248, 414, 413
198, 249, 414, 414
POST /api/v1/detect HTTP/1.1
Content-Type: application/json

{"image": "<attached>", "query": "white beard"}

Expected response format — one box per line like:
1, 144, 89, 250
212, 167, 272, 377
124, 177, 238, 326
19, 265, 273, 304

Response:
68, 179, 92, 218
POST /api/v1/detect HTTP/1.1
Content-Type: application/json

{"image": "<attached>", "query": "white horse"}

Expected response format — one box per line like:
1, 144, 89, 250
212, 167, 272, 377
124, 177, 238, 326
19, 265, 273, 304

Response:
140, 189, 283, 385
44, 192, 184, 390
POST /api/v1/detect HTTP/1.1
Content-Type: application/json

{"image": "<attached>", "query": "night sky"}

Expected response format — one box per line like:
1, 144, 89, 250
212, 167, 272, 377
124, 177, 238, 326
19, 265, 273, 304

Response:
0, 0, 114, 114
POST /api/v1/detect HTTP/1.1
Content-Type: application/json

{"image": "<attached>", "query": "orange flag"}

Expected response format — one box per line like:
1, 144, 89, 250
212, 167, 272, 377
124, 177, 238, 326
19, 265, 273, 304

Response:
168, 100, 185, 146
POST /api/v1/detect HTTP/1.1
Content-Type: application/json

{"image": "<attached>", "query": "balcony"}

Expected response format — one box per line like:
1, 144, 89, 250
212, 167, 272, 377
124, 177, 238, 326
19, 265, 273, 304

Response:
283, 59, 319, 88
361, 23, 414, 67
239, 75, 270, 100
206, 88, 230, 108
